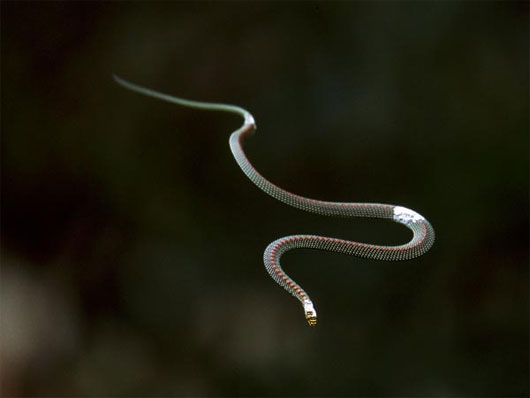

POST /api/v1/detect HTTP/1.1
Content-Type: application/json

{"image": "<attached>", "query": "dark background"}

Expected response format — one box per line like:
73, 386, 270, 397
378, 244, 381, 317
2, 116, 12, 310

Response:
1, 2, 528, 396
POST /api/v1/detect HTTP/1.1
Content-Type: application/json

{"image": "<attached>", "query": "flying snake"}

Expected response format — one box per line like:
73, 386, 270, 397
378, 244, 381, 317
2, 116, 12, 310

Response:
114, 75, 435, 326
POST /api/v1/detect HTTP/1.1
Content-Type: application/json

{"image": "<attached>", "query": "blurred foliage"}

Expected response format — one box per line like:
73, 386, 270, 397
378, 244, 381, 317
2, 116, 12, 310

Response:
1, 2, 528, 396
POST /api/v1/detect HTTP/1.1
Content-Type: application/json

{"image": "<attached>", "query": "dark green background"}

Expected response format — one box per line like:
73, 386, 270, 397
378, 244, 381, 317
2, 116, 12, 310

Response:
2, 2, 528, 396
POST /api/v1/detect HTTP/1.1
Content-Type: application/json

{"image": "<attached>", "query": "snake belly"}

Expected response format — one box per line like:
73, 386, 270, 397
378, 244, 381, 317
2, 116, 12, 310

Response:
114, 75, 436, 326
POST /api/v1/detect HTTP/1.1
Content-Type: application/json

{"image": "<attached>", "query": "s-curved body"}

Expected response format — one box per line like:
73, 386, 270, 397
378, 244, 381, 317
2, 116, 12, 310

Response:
114, 75, 435, 326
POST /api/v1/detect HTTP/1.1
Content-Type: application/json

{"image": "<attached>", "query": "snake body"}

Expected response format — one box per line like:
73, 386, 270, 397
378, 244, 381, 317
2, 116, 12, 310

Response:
114, 75, 435, 326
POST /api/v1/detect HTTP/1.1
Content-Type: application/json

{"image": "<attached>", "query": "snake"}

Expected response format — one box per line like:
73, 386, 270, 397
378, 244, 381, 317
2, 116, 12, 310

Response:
114, 75, 435, 326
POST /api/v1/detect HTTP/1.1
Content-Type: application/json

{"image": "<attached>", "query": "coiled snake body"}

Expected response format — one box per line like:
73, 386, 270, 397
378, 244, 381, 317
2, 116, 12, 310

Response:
114, 76, 435, 326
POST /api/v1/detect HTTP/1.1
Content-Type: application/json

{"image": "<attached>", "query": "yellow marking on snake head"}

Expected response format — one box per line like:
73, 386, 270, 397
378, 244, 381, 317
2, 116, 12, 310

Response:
303, 300, 317, 326
306, 313, 317, 326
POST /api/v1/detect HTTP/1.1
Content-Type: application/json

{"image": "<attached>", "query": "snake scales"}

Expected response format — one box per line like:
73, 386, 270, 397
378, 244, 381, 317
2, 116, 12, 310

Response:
114, 75, 435, 326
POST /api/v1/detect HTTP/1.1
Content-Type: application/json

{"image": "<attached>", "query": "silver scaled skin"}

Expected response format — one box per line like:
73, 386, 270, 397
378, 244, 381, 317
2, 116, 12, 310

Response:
114, 75, 435, 326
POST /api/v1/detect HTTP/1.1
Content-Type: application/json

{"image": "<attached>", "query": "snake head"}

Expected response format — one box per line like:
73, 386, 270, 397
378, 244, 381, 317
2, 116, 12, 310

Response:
303, 300, 317, 326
